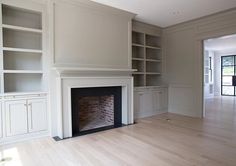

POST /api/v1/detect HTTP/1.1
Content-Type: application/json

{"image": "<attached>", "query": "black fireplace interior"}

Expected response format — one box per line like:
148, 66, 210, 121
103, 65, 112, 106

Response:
71, 86, 122, 136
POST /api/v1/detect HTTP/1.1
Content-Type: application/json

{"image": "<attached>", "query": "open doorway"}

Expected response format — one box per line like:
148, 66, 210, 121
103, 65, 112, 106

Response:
203, 34, 236, 118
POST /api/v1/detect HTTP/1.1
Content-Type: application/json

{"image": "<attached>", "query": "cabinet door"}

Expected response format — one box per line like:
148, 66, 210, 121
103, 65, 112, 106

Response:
0, 102, 2, 138
28, 99, 47, 133
139, 91, 153, 113
6, 100, 28, 137
152, 91, 161, 111
160, 88, 168, 110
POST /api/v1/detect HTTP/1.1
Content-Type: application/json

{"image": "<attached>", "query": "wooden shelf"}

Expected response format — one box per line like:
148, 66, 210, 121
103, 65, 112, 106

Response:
146, 72, 161, 75
3, 47, 42, 53
146, 45, 161, 50
133, 72, 145, 75
146, 59, 161, 62
132, 43, 145, 47
132, 58, 144, 61
3, 70, 43, 74
2, 24, 42, 33
132, 29, 162, 87
3, 91, 47, 96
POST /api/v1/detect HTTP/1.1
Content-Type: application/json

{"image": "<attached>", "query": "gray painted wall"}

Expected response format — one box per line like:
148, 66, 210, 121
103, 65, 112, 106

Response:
163, 9, 236, 117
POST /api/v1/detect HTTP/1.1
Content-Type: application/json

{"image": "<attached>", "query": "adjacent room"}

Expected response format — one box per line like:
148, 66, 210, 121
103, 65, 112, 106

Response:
0, 0, 236, 165
204, 34, 236, 127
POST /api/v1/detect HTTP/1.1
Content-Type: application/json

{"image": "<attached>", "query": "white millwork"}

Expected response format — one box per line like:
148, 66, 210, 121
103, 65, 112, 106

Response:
132, 21, 168, 119
49, 0, 136, 138
5, 100, 28, 137
53, 71, 134, 139
0, 0, 49, 145
134, 87, 168, 118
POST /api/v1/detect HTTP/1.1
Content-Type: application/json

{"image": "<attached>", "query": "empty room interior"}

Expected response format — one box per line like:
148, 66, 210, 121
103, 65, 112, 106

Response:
0, 0, 236, 165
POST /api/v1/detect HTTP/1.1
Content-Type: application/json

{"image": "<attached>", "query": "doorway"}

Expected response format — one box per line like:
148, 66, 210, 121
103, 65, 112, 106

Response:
203, 34, 236, 118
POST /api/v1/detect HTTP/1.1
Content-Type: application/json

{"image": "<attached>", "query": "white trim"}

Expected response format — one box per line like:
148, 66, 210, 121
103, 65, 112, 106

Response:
3, 47, 42, 53
2, 24, 42, 33
53, 66, 137, 75
56, 76, 133, 138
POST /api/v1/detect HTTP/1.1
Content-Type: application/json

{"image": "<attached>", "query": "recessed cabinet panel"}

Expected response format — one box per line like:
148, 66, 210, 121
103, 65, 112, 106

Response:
160, 88, 168, 110
28, 99, 47, 132
152, 91, 161, 111
6, 100, 28, 136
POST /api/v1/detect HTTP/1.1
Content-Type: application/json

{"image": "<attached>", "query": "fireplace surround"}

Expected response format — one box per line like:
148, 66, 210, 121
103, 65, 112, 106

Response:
71, 86, 122, 136
54, 73, 134, 139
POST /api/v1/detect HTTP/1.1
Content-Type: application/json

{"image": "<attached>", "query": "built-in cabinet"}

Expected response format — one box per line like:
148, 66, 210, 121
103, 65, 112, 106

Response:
28, 98, 47, 133
132, 21, 168, 119
5, 98, 47, 137
134, 87, 168, 118
5, 100, 28, 136
132, 31, 162, 87
0, 2, 48, 144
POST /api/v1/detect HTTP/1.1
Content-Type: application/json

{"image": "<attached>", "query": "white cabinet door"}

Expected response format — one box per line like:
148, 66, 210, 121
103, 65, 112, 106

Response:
0, 102, 2, 138
28, 99, 47, 133
134, 91, 141, 113
160, 88, 168, 110
134, 90, 153, 114
139, 91, 153, 113
6, 100, 28, 137
152, 90, 161, 111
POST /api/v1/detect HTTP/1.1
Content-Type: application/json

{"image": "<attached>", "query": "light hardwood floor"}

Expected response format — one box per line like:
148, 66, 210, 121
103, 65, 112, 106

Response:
1, 96, 236, 166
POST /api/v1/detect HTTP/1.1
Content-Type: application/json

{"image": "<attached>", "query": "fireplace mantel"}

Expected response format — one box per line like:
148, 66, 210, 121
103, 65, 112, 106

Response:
55, 74, 134, 139
53, 66, 137, 75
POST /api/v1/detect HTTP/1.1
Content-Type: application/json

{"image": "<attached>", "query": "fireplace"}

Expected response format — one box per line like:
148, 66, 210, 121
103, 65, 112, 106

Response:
71, 86, 122, 136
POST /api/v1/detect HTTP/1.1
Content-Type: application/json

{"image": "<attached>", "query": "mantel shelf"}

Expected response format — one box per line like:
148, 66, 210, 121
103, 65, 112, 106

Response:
53, 67, 137, 74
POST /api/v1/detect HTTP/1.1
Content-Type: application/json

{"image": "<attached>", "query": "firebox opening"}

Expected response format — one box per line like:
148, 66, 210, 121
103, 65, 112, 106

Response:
78, 95, 114, 131
71, 86, 122, 136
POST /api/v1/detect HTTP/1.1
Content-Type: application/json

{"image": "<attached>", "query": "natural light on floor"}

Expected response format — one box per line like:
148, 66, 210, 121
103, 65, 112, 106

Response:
0, 148, 22, 166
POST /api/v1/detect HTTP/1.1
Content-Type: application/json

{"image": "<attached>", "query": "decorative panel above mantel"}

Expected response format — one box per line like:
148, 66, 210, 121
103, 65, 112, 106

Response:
51, 0, 135, 69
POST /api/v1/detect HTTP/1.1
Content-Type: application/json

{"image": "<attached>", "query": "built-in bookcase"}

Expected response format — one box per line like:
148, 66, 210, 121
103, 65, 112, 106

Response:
132, 31, 162, 87
0, 4, 45, 94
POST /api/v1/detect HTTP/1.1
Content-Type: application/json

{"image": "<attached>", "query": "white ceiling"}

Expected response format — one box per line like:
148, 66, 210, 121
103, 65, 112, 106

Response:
205, 34, 236, 51
90, 0, 236, 27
